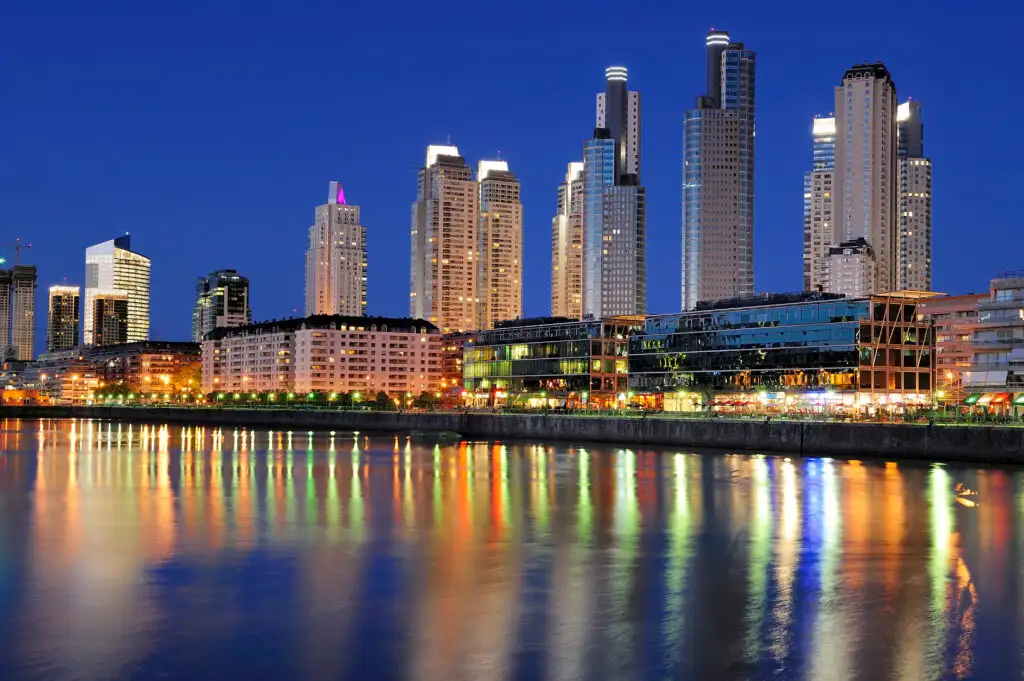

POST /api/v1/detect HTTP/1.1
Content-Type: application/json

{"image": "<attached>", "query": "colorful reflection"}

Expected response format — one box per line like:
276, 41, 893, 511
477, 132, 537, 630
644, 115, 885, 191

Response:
0, 418, 1018, 680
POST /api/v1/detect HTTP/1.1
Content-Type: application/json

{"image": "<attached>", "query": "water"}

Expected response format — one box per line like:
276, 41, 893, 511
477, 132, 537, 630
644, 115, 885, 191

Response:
0, 418, 1018, 680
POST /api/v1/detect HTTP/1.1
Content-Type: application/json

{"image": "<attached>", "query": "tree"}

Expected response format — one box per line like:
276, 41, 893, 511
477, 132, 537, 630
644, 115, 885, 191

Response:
374, 391, 391, 411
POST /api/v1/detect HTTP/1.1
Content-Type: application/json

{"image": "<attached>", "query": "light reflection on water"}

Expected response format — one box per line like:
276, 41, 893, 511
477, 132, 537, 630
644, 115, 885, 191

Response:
0, 418, 1015, 680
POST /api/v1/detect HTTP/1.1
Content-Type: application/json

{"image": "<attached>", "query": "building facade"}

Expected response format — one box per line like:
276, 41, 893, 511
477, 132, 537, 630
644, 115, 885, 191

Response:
47, 285, 80, 352
410, 146, 480, 333
462, 316, 643, 408
441, 331, 476, 399
897, 100, 932, 291
629, 291, 937, 413
827, 238, 876, 298
193, 269, 250, 341
202, 315, 441, 396
918, 293, 985, 404
582, 68, 646, 319
832, 63, 898, 296
682, 29, 756, 310
84, 235, 150, 345
803, 116, 836, 291
477, 161, 523, 329
0, 265, 37, 360
305, 182, 367, 317
551, 162, 585, 319
963, 273, 1024, 405
91, 292, 129, 347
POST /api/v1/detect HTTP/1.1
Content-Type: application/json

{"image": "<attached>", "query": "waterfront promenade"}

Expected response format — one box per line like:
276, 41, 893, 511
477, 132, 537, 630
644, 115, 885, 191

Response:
4, 404, 1024, 463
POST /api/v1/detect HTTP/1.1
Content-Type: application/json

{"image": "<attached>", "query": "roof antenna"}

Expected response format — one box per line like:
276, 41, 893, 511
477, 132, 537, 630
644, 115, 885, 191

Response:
446, 134, 451, 145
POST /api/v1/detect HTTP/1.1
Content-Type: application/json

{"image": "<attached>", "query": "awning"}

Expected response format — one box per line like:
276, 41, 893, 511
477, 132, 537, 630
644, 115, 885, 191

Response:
963, 394, 982, 405
978, 394, 994, 405
991, 393, 1012, 404
1013, 395, 1024, 406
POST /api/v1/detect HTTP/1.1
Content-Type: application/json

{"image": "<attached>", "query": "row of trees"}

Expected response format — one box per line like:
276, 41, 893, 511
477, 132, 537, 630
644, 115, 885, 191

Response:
201, 390, 441, 410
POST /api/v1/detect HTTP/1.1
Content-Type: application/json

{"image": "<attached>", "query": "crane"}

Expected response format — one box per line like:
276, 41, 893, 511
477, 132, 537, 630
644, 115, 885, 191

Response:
0, 238, 33, 266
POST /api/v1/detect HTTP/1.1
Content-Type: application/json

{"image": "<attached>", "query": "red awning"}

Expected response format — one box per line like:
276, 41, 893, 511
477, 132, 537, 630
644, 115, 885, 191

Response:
992, 393, 1012, 404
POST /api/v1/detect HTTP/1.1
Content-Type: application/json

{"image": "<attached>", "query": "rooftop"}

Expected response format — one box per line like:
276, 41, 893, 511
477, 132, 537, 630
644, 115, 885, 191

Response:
207, 314, 438, 340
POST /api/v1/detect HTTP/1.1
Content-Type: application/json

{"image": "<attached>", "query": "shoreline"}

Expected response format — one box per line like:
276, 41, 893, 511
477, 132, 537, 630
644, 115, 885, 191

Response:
3, 405, 1023, 464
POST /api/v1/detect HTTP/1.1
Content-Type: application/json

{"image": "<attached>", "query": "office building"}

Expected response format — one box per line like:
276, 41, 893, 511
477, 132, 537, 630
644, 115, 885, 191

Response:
441, 331, 476, 397
202, 315, 442, 396
47, 285, 80, 352
803, 116, 836, 291
0, 270, 9, 359
410, 146, 480, 333
963, 273, 1024, 407
831, 63, 898, 296
897, 100, 932, 291
84, 235, 150, 345
551, 162, 585, 319
194, 269, 250, 341
629, 291, 938, 413
582, 67, 646, 318
477, 161, 523, 329
682, 30, 756, 310
0, 266, 37, 360
462, 316, 643, 408
919, 293, 985, 404
305, 182, 367, 317
91, 292, 129, 347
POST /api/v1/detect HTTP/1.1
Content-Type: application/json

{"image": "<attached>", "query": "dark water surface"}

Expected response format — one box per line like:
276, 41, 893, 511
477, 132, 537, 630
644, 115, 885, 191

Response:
0, 418, 1018, 680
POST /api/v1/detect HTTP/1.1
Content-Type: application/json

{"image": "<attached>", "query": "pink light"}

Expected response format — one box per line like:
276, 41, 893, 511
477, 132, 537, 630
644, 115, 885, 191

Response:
336, 185, 346, 205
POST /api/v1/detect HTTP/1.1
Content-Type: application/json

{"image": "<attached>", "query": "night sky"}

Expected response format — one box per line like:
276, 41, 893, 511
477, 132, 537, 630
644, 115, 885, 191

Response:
4, 0, 1020, 352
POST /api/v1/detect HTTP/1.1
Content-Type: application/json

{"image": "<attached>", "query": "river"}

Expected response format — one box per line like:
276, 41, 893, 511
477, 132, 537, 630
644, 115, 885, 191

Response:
0, 418, 1016, 680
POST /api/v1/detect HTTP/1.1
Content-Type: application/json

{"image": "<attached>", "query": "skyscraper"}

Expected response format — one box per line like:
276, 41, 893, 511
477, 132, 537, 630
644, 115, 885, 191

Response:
0, 270, 10, 359
304, 181, 367, 317
477, 160, 522, 329
582, 67, 646, 319
551, 161, 585, 319
897, 100, 932, 291
193, 269, 250, 341
84, 235, 150, 345
682, 29, 756, 310
0, 265, 37, 360
91, 292, 129, 347
47, 285, 80, 352
803, 116, 836, 291
410, 145, 480, 333
830, 63, 898, 296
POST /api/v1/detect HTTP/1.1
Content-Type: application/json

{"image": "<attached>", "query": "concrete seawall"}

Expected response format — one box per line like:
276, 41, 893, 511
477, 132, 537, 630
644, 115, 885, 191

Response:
4, 405, 1024, 463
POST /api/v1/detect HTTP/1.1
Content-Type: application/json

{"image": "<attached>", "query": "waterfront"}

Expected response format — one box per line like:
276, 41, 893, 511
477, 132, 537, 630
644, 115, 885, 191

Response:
0, 419, 1020, 679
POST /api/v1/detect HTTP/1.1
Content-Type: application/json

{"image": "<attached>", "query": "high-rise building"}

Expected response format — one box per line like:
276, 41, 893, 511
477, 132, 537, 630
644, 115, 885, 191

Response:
91, 291, 129, 347
410, 146, 480, 333
0, 265, 38, 361
84, 235, 150, 345
803, 116, 836, 291
682, 30, 756, 310
47, 285, 80, 352
897, 100, 932, 291
582, 67, 646, 319
477, 161, 522, 329
826, 238, 875, 298
551, 162, 585, 318
193, 269, 250, 341
831, 63, 898, 296
304, 182, 367, 317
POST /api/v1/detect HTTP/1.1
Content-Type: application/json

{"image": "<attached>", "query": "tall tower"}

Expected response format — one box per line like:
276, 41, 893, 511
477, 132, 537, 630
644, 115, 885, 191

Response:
91, 292, 129, 347
47, 285, 80, 352
831, 63, 898, 295
194, 269, 250, 341
551, 161, 585, 319
84, 235, 150, 345
803, 116, 836, 291
410, 146, 480, 333
0, 270, 10, 359
304, 182, 367, 317
897, 100, 932, 291
582, 67, 646, 319
682, 29, 756, 310
477, 161, 523, 329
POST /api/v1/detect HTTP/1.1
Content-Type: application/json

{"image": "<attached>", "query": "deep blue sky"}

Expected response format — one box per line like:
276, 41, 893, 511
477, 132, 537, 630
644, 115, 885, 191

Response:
3, 0, 1020, 349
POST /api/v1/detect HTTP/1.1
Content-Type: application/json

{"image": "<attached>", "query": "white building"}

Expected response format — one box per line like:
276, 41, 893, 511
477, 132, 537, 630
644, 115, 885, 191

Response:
827, 239, 876, 298
551, 162, 585, 319
305, 181, 367, 317
833, 63, 898, 295
84, 235, 150, 345
202, 315, 442, 396
477, 160, 523, 330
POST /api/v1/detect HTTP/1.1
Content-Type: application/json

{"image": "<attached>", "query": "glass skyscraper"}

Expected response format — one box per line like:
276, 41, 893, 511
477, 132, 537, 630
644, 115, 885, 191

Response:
84, 235, 150, 345
682, 29, 756, 311
803, 116, 836, 291
581, 67, 646, 319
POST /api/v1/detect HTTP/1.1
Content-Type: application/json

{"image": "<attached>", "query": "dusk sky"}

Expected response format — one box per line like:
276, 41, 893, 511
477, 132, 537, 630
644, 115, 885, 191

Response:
4, 0, 1020, 350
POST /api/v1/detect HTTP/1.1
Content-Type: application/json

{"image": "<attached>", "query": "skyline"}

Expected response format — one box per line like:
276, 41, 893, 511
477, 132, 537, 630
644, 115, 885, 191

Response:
5, 1, 1018, 352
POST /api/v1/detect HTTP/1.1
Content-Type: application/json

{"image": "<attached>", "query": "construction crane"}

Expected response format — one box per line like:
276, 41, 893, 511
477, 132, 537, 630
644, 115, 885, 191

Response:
0, 238, 33, 265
